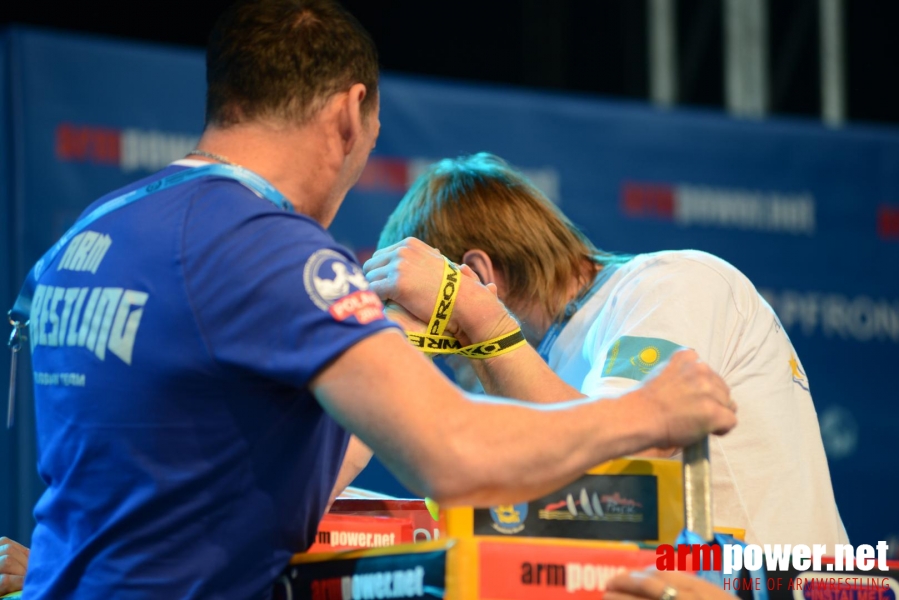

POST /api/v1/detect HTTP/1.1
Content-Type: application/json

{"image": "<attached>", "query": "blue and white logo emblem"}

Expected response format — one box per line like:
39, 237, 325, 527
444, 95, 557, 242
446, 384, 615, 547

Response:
489, 503, 528, 534
303, 249, 370, 310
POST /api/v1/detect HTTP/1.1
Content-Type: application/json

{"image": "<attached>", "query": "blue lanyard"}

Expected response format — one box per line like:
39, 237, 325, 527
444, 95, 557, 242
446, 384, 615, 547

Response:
6, 163, 292, 428
10, 163, 292, 322
536, 268, 612, 363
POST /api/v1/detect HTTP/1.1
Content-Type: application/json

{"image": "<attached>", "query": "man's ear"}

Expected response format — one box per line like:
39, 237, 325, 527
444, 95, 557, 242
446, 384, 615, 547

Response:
462, 249, 498, 286
337, 83, 367, 155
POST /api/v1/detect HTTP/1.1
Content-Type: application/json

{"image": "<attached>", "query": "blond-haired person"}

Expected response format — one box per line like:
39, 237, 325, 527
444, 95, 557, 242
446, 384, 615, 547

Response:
365, 152, 848, 549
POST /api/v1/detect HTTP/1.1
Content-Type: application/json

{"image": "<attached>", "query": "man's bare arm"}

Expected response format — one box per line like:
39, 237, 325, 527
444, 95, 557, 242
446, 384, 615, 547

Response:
312, 330, 735, 507
327, 436, 374, 508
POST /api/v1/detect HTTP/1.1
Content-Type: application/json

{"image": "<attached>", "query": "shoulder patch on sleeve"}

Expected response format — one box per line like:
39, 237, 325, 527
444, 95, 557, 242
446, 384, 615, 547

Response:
602, 336, 684, 380
303, 249, 384, 324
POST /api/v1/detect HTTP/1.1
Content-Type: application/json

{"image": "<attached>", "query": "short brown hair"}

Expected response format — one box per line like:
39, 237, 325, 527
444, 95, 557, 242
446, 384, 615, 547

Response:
206, 0, 379, 127
379, 153, 618, 320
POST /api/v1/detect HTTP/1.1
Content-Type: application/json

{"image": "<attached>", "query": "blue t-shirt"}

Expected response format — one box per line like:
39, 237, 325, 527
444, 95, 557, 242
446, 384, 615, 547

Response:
23, 162, 397, 599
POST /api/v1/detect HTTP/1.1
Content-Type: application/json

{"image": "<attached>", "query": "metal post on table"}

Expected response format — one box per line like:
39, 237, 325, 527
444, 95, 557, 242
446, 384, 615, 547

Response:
683, 437, 714, 541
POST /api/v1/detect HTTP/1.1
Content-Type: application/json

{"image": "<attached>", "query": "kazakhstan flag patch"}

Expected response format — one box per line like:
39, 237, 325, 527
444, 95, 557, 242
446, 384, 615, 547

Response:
602, 336, 684, 381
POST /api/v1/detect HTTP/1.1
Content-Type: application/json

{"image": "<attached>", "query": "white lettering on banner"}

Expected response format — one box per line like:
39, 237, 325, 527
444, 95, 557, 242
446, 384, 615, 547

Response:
565, 563, 628, 593
720, 541, 891, 575
120, 128, 199, 172
339, 566, 425, 599
412, 527, 440, 542
30, 284, 149, 365
329, 531, 396, 548
760, 289, 899, 343
675, 186, 815, 234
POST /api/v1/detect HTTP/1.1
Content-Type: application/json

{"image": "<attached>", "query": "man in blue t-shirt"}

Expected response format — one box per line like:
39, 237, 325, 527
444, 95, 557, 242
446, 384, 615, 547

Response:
3, 1, 737, 598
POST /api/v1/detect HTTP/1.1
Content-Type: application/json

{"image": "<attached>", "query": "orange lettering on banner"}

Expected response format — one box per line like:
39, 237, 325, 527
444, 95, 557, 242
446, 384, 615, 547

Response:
56, 123, 121, 165
305, 513, 413, 553
620, 183, 675, 219
355, 157, 410, 193
478, 541, 658, 599
879, 206, 899, 240
311, 578, 343, 600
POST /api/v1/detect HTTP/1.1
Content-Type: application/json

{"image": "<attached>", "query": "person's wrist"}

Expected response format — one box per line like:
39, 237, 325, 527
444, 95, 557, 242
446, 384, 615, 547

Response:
620, 386, 667, 450
450, 281, 519, 343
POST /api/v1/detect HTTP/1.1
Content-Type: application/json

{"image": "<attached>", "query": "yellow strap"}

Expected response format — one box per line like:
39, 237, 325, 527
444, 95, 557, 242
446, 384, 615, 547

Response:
425, 257, 460, 337
456, 329, 527, 359
404, 256, 526, 360
405, 329, 527, 359
405, 332, 463, 354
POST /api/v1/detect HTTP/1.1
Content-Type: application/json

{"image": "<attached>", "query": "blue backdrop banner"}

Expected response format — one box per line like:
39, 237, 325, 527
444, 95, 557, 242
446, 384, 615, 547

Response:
2, 27, 897, 549
0, 28, 19, 544
3, 28, 206, 544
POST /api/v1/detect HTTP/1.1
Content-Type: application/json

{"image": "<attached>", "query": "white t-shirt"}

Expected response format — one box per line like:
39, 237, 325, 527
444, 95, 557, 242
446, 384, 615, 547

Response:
545, 250, 849, 548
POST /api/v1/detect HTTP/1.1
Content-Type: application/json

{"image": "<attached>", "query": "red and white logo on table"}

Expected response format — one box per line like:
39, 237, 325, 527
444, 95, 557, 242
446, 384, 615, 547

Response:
303, 249, 384, 324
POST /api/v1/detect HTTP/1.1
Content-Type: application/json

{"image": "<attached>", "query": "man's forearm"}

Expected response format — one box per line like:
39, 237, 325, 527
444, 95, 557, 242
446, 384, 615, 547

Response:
418, 387, 657, 506
328, 436, 373, 507
314, 334, 735, 513
468, 347, 586, 402
314, 334, 655, 508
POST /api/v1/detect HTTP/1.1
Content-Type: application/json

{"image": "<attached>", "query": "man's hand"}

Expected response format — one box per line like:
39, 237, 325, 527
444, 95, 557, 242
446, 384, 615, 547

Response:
364, 237, 455, 324
364, 237, 513, 343
638, 349, 737, 449
607, 570, 734, 600
0, 536, 29, 595
384, 301, 427, 334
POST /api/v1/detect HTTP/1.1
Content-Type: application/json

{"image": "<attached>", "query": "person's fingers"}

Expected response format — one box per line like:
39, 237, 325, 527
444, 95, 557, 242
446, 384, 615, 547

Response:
364, 244, 445, 280
709, 375, 730, 405
362, 248, 398, 274
402, 236, 441, 254
363, 238, 427, 274
458, 263, 481, 283
607, 570, 670, 599
605, 592, 644, 600
0, 537, 27, 556
709, 408, 738, 436
650, 570, 701, 586
667, 351, 737, 432
670, 348, 699, 365
384, 303, 427, 331
652, 569, 736, 595
0, 541, 28, 575
0, 573, 25, 595
367, 278, 398, 303
372, 237, 439, 257
369, 237, 416, 256
0, 551, 27, 575
703, 391, 738, 435
363, 264, 392, 285
485, 282, 498, 296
